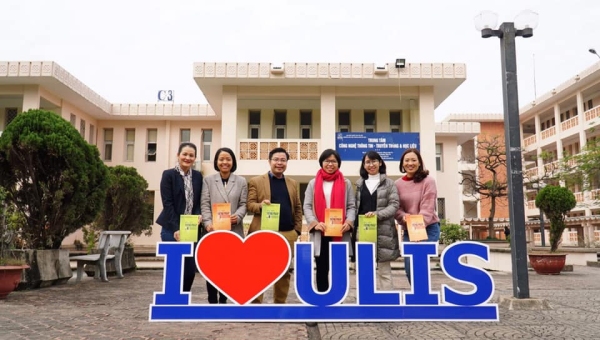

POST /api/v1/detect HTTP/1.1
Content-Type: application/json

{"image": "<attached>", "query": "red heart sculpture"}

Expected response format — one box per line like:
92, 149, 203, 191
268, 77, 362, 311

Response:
196, 230, 291, 305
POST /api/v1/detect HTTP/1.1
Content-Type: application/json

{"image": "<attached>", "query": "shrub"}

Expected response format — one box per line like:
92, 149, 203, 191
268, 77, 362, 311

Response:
535, 185, 577, 252
0, 109, 109, 249
440, 220, 469, 245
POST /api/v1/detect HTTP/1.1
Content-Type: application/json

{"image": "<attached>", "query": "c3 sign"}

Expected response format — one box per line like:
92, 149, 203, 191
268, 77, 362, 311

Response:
149, 231, 498, 322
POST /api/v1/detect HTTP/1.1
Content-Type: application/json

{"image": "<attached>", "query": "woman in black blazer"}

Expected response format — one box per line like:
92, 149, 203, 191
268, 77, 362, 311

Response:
156, 142, 203, 292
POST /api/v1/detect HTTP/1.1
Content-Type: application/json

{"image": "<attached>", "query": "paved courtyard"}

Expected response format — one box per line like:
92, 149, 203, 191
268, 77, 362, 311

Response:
1, 265, 600, 339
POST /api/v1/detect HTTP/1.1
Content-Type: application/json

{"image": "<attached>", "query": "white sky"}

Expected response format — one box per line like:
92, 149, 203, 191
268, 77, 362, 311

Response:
2, 0, 600, 121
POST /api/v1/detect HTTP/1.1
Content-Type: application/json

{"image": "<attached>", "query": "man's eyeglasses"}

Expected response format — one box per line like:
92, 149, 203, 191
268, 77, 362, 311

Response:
271, 158, 288, 163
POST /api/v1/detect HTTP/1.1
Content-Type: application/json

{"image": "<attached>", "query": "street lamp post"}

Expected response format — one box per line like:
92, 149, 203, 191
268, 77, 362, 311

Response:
590, 48, 600, 59
475, 10, 539, 299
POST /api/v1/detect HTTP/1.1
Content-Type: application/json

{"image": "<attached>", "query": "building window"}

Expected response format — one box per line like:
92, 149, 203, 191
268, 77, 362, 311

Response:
70, 113, 76, 127
4, 108, 18, 128
300, 110, 312, 139
249, 110, 261, 139
364, 110, 376, 132
147, 129, 157, 162
338, 110, 350, 132
390, 110, 401, 132
103, 128, 113, 161
436, 143, 443, 171
437, 198, 446, 220
180, 129, 191, 143
588, 99, 594, 110
80, 119, 86, 137
89, 124, 95, 144
274, 110, 287, 139
202, 129, 212, 162
125, 128, 135, 161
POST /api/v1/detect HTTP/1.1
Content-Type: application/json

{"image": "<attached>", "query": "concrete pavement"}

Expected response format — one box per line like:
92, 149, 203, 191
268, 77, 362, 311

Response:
1, 265, 600, 339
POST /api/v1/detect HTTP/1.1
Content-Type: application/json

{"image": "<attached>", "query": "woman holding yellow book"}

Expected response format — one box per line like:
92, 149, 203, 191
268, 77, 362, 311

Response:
394, 148, 440, 284
304, 149, 356, 292
355, 151, 399, 291
156, 142, 203, 292
201, 147, 248, 304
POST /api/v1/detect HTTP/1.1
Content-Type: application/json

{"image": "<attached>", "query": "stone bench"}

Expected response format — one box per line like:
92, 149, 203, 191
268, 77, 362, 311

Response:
71, 231, 131, 282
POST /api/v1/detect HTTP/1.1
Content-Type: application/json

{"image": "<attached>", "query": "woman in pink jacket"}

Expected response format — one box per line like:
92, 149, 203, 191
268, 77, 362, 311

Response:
395, 148, 440, 283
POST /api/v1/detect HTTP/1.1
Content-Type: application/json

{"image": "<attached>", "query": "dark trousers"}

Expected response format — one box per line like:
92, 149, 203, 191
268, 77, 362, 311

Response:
315, 235, 332, 292
207, 282, 227, 304
160, 229, 197, 292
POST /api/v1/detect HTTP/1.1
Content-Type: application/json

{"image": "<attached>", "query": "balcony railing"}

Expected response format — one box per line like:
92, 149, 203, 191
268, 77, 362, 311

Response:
239, 139, 320, 161
541, 126, 556, 140
523, 135, 536, 148
524, 167, 538, 178
595, 230, 600, 242
585, 106, 600, 122
544, 160, 559, 173
574, 191, 584, 202
527, 200, 536, 210
591, 189, 600, 200
561, 116, 579, 131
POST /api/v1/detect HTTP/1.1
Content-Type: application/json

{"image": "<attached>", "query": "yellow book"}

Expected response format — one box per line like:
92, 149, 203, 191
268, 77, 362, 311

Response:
406, 214, 428, 242
261, 203, 280, 231
179, 215, 199, 242
212, 203, 231, 231
324, 208, 343, 237
358, 215, 377, 243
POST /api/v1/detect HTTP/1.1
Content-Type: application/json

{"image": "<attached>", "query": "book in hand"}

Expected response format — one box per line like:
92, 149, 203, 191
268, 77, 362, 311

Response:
212, 203, 231, 230
406, 214, 428, 242
324, 208, 343, 237
358, 215, 377, 243
261, 203, 280, 231
179, 215, 200, 242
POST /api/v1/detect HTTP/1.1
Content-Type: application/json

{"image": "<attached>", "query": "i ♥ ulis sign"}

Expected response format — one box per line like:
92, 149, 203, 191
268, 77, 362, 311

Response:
149, 231, 499, 322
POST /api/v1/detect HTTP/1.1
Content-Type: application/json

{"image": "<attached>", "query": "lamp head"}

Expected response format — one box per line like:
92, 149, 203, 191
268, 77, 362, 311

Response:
395, 58, 406, 69
590, 48, 598, 55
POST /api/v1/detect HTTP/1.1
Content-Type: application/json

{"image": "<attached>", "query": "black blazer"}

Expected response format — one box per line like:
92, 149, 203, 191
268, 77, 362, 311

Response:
156, 168, 203, 232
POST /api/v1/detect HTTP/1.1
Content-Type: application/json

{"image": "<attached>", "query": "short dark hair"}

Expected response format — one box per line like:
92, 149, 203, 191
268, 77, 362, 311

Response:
178, 142, 197, 156
359, 151, 387, 179
213, 147, 237, 172
318, 149, 341, 168
269, 147, 290, 160
399, 148, 429, 183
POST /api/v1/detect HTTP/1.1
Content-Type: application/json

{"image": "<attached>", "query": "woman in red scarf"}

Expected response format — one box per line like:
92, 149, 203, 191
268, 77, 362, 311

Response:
303, 149, 356, 292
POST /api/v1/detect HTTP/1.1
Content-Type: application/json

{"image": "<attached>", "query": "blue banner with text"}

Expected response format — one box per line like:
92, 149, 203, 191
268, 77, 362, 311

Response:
335, 132, 420, 161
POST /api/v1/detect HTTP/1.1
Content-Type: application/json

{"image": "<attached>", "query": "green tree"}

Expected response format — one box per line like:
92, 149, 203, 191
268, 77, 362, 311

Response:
94, 165, 153, 237
561, 138, 600, 194
535, 185, 576, 252
459, 135, 508, 238
0, 109, 109, 249
439, 220, 469, 245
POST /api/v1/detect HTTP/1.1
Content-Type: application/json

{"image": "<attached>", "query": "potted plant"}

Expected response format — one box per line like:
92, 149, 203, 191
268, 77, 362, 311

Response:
529, 185, 577, 274
0, 109, 109, 288
0, 187, 28, 299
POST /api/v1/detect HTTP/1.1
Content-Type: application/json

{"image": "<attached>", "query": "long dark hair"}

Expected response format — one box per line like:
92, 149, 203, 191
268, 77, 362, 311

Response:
399, 148, 429, 183
359, 151, 386, 179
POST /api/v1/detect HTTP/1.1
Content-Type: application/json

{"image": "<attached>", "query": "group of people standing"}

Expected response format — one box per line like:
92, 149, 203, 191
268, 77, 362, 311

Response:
156, 143, 440, 304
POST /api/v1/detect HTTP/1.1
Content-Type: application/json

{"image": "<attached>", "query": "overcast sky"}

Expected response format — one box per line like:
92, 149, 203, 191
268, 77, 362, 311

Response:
2, 0, 599, 121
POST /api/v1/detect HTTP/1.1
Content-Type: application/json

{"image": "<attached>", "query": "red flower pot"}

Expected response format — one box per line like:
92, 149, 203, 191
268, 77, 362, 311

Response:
528, 253, 566, 275
0, 265, 29, 299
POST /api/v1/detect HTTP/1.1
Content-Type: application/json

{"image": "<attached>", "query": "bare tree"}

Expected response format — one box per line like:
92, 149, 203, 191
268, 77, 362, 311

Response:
459, 135, 508, 238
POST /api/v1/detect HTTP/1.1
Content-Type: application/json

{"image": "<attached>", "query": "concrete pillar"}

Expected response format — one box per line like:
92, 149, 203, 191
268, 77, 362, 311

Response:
320, 87, 336, 150
22, 85, 40, 111
221, 86, 238, 150
419, 87, 435, 181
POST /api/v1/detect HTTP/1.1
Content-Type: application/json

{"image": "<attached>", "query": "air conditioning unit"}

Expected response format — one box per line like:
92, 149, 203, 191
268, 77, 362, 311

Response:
270, 63, 285, 74
374, 64, 388, 75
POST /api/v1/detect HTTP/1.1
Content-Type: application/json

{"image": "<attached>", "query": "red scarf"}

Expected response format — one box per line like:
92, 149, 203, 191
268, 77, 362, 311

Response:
314, 168, 346, 241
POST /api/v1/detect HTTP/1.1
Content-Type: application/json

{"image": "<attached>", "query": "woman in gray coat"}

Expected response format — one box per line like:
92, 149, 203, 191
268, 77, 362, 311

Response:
201, 147, 247, 303
355, 151, 400, 290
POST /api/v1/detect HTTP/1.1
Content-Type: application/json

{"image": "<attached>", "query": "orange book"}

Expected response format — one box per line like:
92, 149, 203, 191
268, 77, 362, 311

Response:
212, 203, 231, 231
324, 208, 343, 237
406, 214, 428, 242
